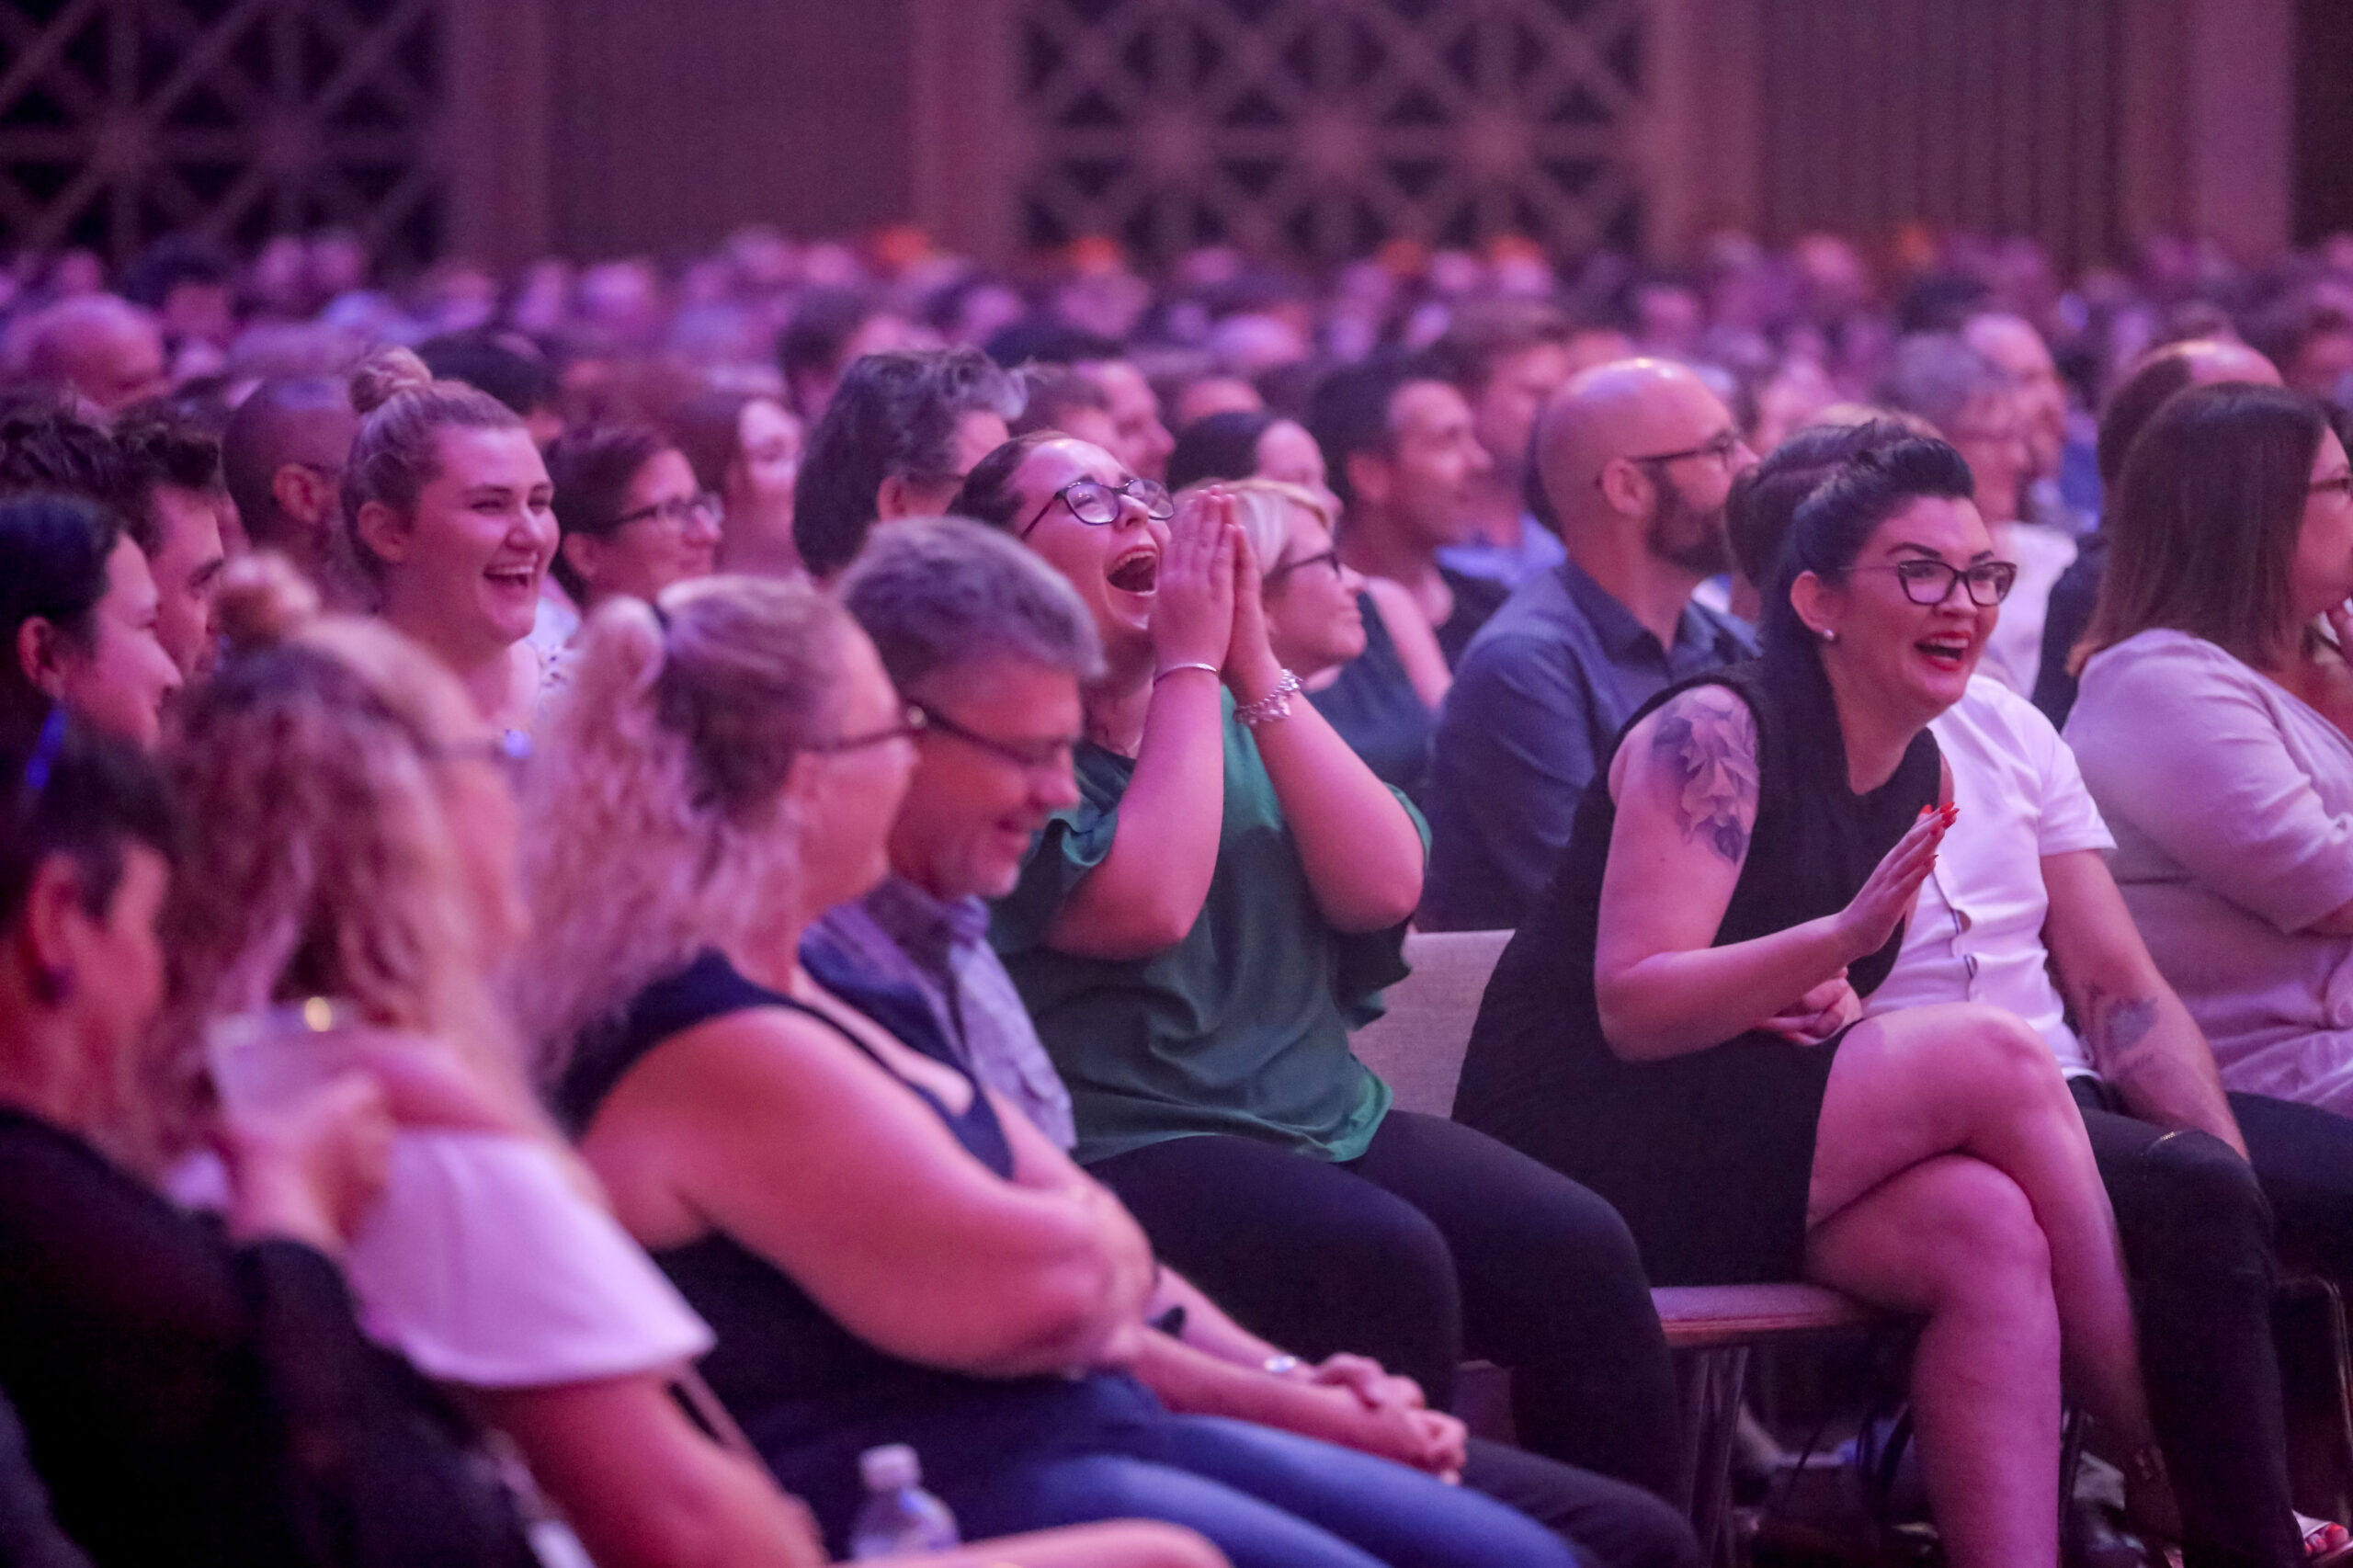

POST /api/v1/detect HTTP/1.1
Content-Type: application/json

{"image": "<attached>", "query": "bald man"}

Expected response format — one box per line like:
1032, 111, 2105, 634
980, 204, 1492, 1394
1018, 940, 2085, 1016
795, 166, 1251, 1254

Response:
2032, 337, 2285, 726
220, 376, 360, 601
21, 295, 167, 415
1420, 359, 1756, 931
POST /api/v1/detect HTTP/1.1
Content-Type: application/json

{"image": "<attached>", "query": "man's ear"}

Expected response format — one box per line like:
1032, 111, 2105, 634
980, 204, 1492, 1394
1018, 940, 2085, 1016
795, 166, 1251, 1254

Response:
271, 463, 326, 527
874, 473, 916, 523
16, 618, 67, 700
352, 498, 411, 566
17, 855, 88, 984
1595, 455, 1651, 517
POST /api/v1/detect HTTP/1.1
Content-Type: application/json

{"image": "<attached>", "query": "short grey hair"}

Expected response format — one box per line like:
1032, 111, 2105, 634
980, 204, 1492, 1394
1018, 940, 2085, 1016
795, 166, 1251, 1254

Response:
1876, 334, 2017, 437
835, 516, 1104, 692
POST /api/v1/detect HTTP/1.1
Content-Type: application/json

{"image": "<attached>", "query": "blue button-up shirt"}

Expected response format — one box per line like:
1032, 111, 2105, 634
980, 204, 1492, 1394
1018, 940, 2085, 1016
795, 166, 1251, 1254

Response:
802, 875, 1078, 1149
1421, 557, 1756, 931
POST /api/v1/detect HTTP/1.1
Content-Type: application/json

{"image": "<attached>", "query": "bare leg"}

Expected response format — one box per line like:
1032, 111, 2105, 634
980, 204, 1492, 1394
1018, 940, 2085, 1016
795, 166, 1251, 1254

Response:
1808, 1006, 2160, 1481
1806, 1155, 2062, 1568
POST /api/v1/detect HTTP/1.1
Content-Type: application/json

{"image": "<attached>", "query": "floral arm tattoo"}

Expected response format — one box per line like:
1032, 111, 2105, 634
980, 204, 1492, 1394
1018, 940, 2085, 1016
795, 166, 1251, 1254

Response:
1648, 688, 1760, 865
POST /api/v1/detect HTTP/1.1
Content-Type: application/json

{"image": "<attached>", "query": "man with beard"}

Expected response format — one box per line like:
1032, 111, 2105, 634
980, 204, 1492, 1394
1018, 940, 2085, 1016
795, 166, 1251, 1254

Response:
1310, 357, 1501, 666
1421, 359, 1756, 931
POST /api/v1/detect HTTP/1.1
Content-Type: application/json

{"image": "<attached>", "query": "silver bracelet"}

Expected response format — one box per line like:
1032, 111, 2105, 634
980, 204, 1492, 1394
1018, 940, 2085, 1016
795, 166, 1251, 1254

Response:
1153, 661, 1222, 686
1234, 669, 1303, 729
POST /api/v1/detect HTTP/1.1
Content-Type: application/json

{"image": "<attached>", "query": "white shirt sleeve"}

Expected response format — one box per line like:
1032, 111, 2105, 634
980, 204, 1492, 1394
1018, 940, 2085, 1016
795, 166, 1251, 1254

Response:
1998, 687, 2111, 857
342, 1131, 713, 1389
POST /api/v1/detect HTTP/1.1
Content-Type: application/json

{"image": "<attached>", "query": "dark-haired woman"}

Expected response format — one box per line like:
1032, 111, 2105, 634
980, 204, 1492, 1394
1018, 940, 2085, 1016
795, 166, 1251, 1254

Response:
0, 719, 539, 1568
546, 426, 722, 617
0, 494, 180, 747
664, 389, 803, 579
2068, 385, 2353, 1116
1458, 437, 2168, 1566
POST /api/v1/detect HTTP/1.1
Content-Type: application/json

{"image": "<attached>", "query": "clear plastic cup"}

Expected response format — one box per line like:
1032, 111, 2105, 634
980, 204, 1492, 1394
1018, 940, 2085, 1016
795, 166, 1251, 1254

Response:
207, 997, 373, 1118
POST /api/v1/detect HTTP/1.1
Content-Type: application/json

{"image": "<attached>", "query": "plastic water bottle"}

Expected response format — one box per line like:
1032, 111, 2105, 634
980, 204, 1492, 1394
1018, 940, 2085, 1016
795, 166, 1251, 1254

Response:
848, 1443, 959, 1558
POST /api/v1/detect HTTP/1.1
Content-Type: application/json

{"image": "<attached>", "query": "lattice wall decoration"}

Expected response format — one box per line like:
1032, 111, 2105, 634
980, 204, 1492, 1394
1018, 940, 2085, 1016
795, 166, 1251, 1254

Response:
0, 0, 442, 267
1017, 0, 1646, 266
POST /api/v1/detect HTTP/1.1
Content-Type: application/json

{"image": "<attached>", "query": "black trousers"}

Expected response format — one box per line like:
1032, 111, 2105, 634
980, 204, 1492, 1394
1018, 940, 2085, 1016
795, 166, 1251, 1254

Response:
2073, 1078, 2353, 1568
1089, 1110, 1685, 1503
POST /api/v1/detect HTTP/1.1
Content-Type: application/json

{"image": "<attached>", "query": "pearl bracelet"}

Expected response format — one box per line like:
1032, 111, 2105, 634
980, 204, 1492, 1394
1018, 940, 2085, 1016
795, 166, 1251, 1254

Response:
1234, 668, 1303, 729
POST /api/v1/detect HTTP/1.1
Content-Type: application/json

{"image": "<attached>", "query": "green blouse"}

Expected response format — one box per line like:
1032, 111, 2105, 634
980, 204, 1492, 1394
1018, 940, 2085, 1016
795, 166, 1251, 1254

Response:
991, 691, 1424, 1165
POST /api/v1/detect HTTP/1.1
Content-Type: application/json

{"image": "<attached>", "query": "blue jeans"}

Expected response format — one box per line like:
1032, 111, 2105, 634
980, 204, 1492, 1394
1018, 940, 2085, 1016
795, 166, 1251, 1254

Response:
764, 1373, 1586, 1568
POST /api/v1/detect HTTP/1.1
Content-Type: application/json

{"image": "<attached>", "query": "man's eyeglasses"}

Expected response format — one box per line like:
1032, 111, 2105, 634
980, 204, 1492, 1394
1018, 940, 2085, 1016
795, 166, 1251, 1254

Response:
1855, 558, 2019, 608
1625, 430, 1746, 469
1020, 476, 1176, 539
612, 493, 722, 530
1265, 548, 1342, 585
807, 704, 927, 754
915, 704, 1079, 775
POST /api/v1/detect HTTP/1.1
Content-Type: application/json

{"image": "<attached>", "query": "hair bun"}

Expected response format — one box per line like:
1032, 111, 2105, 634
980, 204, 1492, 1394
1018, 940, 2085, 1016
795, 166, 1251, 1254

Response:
211, 552, 321, 653
347, 347, 434, 416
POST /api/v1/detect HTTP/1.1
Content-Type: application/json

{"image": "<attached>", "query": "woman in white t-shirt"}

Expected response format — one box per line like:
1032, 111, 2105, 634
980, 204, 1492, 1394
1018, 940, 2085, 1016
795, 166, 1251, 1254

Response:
2067, 382, 2353, 1116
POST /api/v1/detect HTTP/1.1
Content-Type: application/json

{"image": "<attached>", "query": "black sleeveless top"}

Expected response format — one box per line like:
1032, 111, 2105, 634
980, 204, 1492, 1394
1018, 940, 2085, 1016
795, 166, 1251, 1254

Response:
1308, 592, 1436, 805
556, 950, 1033, 1450
1453, 646, 1942, 1284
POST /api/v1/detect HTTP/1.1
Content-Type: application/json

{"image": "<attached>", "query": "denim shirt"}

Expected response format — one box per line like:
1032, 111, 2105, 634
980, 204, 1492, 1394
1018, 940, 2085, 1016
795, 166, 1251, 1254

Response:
1421, 557, 1755, 931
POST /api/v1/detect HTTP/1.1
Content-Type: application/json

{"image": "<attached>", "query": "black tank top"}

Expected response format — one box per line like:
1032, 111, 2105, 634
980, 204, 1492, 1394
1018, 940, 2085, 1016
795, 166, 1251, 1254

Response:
555, 950, 1026, 1450
1456, 647, 1943, 1127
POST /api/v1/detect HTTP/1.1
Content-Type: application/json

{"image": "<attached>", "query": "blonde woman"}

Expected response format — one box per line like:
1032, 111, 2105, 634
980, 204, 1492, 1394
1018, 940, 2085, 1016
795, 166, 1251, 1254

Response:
339, 347, 556, 733
1222, 478, 1438, 801
157, 562, 828, 1568
512, 574, 1590, 1568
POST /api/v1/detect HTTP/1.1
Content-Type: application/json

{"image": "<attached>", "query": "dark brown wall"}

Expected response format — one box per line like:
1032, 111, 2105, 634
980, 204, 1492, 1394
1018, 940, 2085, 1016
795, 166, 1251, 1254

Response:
548, 0, 917, 256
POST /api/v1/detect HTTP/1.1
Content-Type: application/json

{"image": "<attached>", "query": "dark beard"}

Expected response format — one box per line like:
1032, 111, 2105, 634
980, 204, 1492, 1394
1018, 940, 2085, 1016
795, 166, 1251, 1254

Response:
1645, 485, 1732, 576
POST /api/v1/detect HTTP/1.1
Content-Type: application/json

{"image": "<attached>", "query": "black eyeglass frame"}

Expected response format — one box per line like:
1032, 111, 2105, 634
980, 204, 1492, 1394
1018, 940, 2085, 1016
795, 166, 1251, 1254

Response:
1852, 558, 2020, 608
1263, 547, 1343, 585
806, 704, 928, 755
608, 492, 723, 531
1018, 476, 1176, 539
912, 702, 1081, 775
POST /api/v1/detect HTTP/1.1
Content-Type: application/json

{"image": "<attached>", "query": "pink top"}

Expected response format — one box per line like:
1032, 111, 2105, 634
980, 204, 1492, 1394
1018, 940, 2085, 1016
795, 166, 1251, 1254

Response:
2067, 629, 2353, 1111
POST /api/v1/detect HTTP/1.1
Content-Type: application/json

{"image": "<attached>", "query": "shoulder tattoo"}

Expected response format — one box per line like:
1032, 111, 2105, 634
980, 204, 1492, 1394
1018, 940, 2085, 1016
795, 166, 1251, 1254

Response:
1648, 688, 1760, 865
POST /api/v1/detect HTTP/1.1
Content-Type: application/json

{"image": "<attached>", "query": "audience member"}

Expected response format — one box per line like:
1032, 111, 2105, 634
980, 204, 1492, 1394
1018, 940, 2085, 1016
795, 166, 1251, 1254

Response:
512, 574, 1610, 1567
17, 295, 167, 415
793, 347, 1022, 580
1741, 423, 2353, 1568
1457, 436, 2173, 1566
546, 426, 721, 619
1426, 298, 1575, 588
415, 330, 563, 449
778, 288, 919, 421
2068, 384, 2353, 1116
1166, 409, 1342, 517
1309, 358, 1503, 665
1961, 311, 2082, 531
955, 433, 1684, 1499
1421, 358, 1755, 932
1878, 332, 2074, 694
819, 517, 1700, 1568
1009, 365, 1120, 452
340, 348, 554, 733
1165, 370, 1263, 430
2032, 337, 2284, 725
111, 416, 229, 679
0, 495, 179, 747
220, 375, 362, 600
665, 389, 803, 578
1074, 357, 1176, 482
0, 715, 542, 1568
2245, 300, 2353, 404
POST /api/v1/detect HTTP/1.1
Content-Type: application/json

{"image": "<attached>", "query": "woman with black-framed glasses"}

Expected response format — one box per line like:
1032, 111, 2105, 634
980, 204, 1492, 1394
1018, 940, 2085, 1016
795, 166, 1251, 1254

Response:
547, 426, 722, 619
1461, 433, 2174, 1566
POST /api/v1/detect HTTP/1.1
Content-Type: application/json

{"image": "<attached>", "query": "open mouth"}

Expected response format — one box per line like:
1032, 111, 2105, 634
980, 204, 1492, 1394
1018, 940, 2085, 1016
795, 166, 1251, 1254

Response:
484, 561, 539, 593
1915, 632, 1972, 671
1106, 548, 1158, 595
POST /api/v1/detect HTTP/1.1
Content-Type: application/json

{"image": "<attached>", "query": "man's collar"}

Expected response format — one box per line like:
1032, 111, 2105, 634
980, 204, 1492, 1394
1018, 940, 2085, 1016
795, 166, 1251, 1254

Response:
1556, 555, 1749, 660
863, 874, 992, 950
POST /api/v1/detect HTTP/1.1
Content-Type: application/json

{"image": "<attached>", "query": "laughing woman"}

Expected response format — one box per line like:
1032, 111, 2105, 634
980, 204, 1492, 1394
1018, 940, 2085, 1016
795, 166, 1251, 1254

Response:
950, 434, 1684, 1501
340, 348, 558, 733
1454, 437, 2170, 1566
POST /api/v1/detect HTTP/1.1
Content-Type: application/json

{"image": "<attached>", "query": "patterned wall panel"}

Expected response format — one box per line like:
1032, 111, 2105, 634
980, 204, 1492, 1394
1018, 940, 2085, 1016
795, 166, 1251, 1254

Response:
0, 0, 443, 267
1015, 0, 1647, 266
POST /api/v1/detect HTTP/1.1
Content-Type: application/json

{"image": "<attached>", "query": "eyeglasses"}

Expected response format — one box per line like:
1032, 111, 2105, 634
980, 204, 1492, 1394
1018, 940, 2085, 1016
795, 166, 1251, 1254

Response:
1019, 476, 1176, 539
1265, 548, 1342, 585
611, 493, 722, 530
915, 703, 1079, 774
1626, 430, 1746, 469
1854, 558, 2019, 608
807, 704, 927, 755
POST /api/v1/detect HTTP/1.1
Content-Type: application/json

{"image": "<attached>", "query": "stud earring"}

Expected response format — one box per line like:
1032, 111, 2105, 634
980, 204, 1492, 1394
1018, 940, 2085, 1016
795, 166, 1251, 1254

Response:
1819, 627, 1839, 644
